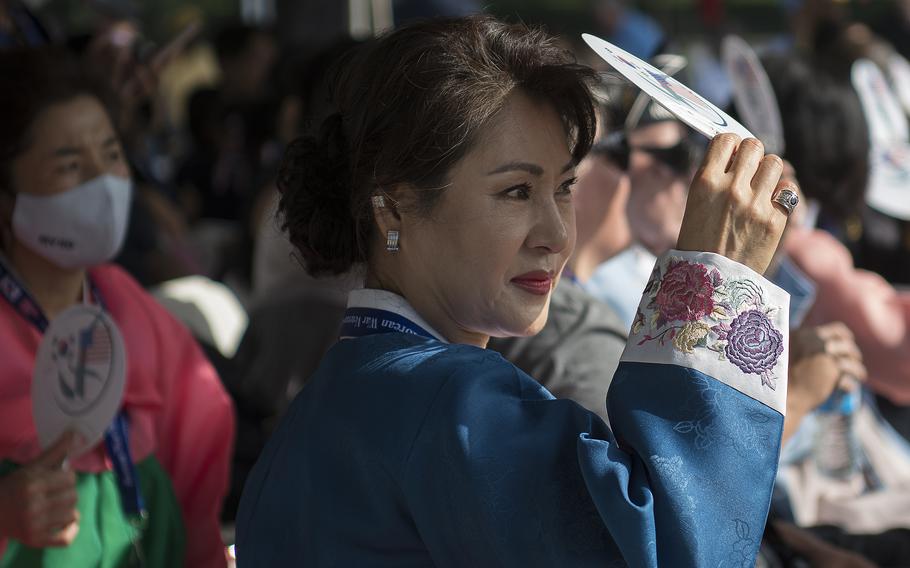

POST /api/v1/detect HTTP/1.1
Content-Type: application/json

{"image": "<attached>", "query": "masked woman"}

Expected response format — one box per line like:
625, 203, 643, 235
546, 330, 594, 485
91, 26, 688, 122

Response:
237, 16, 795, 567
0, 49, 234, 568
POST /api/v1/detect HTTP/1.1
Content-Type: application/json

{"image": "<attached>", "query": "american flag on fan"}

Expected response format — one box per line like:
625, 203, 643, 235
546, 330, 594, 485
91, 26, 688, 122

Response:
80, 319, 112, 365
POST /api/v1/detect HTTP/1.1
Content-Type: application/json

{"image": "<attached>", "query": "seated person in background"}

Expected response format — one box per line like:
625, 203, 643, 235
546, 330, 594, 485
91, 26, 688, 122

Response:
749, 58, 910, 562
561, 71, 889, 562
176, 23, 279, 226
585, 92, 700, 328
767, 53, 910, 417
786, 226, 910, 408
0, 48, 234, 568
777, 314, 910, 565
764, 53, 868, 244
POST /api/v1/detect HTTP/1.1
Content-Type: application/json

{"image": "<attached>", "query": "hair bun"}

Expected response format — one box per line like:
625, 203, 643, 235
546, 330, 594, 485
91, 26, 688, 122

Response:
277, 113, 362, 275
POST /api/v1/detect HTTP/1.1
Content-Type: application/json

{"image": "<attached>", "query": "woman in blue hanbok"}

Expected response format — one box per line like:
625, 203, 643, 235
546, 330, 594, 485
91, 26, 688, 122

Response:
236, 15, 797, 567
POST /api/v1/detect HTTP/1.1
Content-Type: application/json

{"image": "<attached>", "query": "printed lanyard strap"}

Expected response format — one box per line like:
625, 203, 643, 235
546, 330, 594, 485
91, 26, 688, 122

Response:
0, 257, 51, 331
339, 307, 436, 340
0, 257, 146, 522
105, 414, 146, 522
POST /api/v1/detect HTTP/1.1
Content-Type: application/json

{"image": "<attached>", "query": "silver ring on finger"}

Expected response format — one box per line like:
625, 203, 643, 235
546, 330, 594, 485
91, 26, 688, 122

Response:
771, 187, 800, 216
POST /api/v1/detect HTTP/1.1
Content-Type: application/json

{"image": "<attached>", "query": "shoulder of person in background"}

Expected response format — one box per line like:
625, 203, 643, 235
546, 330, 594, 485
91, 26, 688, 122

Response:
488, 281, 627, 423
785, 225, 910, 404
784, 227, 852, 281
584, 243, 657, 329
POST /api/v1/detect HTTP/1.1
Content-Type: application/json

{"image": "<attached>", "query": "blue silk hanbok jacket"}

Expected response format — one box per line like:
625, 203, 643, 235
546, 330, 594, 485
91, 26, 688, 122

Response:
236, 250, 790, 567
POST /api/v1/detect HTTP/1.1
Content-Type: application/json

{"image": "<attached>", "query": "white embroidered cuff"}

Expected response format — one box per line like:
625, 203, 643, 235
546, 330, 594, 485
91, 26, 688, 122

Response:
620, 250, 790, 415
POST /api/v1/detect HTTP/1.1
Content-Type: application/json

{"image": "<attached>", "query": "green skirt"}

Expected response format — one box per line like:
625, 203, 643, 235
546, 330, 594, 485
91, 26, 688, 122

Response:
0, 456, 185, 568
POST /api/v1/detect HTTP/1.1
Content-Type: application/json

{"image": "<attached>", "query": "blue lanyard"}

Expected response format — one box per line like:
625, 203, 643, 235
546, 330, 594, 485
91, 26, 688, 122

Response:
0, 258, 50, 331
0, 258, 146, 521
104, 414, 146, 520
339, 307, 436, 340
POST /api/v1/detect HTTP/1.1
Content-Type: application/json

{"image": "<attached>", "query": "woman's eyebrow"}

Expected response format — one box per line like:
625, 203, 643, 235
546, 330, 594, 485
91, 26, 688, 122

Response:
487, 161, 544, 176
51, 146, 81, 158
487, 160, 575, 176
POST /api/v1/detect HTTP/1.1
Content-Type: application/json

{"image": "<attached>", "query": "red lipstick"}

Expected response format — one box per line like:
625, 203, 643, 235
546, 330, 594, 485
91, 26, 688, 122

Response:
510, 270, 554, 296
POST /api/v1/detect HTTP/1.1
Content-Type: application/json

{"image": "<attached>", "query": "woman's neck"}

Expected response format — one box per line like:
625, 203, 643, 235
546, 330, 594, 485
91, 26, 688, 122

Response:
7, 242, 85, 321
364, 271, 489, 349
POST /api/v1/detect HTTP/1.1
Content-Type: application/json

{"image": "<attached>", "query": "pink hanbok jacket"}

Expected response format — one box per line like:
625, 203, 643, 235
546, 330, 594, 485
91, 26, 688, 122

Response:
0, 264, 235, 568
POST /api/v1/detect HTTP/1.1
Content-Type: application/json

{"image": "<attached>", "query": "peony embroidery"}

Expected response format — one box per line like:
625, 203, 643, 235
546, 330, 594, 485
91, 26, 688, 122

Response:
633, 258, 784, 390
724, 310, 784, 389
654, 260, 716, 323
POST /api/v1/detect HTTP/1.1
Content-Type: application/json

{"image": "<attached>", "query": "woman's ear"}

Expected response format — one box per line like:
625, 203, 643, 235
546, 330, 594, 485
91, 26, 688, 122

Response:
370, 185, 406, 249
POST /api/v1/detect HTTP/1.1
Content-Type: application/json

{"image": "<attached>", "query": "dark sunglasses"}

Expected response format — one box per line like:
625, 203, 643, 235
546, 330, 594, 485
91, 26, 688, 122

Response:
591, 132, 630, 171
592, 131, 698, 176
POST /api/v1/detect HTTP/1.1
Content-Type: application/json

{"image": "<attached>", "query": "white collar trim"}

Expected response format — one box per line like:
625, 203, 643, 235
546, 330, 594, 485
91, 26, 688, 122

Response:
346, 289, 448, 343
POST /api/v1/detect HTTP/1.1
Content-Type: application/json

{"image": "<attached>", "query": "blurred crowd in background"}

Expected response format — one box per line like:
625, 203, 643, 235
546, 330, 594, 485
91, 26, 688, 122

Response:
3, 0, 910, 566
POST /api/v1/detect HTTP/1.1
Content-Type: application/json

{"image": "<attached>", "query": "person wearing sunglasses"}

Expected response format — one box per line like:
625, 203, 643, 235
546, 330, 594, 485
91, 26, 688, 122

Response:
585, 96, 701, 328
592, 127, 696, 178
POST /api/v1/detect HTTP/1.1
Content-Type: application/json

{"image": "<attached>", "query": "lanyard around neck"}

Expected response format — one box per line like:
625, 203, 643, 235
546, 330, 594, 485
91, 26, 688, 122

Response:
339, 307, 437, 340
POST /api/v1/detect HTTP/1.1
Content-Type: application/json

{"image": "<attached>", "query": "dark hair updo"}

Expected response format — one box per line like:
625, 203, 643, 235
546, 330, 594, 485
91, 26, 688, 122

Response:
277, 15, 597, 276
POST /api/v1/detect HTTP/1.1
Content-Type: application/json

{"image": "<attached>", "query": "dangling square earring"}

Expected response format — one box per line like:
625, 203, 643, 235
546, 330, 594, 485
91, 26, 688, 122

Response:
386, 230, 400, 252
372, 195, 386, 208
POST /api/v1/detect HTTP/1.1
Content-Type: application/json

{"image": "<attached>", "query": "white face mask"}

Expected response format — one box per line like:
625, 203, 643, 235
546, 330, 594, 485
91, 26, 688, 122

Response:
12, 174, 133, 269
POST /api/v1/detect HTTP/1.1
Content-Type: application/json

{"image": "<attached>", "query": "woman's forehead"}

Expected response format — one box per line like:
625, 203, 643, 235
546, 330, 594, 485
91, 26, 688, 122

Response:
464, 92, 573, 174
28, 97, 116, 154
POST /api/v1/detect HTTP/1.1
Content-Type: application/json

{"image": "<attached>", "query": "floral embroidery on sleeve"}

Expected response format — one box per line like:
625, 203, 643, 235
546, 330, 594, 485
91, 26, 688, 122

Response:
631, 258, 784, 390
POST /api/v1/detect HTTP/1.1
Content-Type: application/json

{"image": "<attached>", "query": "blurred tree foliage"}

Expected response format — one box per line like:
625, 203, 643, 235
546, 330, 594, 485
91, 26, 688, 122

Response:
489, 0, 891, 40
37, 0, 237, 42
141, 0, 237, 41
35, 0, 894, 45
